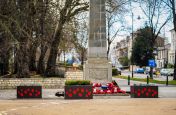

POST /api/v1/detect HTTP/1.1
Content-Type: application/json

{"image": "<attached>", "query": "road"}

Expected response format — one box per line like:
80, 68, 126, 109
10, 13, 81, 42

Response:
121, 70, 174, 81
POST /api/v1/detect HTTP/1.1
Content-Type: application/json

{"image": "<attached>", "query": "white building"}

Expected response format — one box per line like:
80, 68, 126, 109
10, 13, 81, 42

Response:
155, 44, 170, 68
168, 29, 176, 65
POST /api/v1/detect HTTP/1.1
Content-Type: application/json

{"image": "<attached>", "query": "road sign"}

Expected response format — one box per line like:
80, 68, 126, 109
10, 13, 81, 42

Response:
148, 59, 156, 67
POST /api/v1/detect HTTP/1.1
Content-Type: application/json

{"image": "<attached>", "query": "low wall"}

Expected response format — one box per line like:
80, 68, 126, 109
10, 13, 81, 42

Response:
0, 78, 66, 89
0, 71, 84, 89
65, 71, 83, 80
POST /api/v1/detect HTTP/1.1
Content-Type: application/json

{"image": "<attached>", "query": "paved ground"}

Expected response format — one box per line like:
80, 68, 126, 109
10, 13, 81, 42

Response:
0, 78, 176, 100
0, 77, 176, 115
0, 99, 176, 115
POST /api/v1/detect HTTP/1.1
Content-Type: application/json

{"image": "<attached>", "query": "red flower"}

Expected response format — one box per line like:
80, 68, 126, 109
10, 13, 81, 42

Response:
137, 93, 141, 96
20, 93, 24, 97
31, 89, 34, 93
29, 93, 32, 96
73, 90, 77, 95
141, 90, 144, 94
87, 92, 91, 96
38, 92, 41, 95
66, 91, 69, 95
68, 93, 73, 97
148, 88, 151, 92
86, 89, 89, 92
81, 88, 84, 93
24, 91, 27, 94
78, 93, 83, 97
146, 93, 149, 96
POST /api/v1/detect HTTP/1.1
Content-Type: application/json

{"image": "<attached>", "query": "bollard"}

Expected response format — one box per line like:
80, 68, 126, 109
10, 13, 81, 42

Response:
147, 76, 149, 84
166, 75, 168, 86
128, 75, 130, 85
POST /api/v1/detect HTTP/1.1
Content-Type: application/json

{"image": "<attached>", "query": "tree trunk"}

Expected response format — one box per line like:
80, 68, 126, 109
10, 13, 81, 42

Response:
4, 54, 10, 75
45, 41, 59, 76
37, 45, 47, 74
29, 44, 38, 71
16, 42, 30, 78
45, 19, 65, 76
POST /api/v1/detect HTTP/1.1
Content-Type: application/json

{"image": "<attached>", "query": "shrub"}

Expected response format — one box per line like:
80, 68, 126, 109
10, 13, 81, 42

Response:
112, 68, 118, 76
65, 80, 91, 86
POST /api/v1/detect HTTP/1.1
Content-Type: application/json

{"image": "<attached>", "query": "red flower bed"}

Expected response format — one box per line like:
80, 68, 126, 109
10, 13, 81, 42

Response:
17, 86, 42, 99
64, 85, 93, 99
130, 85, 158, 98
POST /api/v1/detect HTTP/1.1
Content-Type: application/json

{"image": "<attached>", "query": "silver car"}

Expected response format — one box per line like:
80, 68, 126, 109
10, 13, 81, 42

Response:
160, 68, 174, 76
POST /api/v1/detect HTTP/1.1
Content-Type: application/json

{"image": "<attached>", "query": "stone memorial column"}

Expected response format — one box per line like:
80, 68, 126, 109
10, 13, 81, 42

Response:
84, 0, 112, 82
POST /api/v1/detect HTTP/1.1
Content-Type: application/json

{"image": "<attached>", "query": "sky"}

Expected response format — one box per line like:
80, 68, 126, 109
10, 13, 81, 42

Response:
111, 1, 173, 46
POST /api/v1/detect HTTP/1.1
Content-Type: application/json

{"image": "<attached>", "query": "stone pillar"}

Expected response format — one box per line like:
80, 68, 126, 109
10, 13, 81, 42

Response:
84, 0, 112, 82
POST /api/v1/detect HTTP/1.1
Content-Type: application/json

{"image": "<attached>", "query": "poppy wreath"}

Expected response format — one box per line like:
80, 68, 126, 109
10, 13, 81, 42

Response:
93, 82, 126, 94
17, 86, 42, 98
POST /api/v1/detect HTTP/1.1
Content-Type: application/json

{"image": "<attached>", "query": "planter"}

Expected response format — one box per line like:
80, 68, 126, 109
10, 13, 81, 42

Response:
130, 85, 158, 98
17, 86, 42, 99
64, 85, 93, 99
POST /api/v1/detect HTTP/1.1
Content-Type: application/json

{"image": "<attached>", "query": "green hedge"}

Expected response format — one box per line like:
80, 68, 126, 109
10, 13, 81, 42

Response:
112, 68, 118, 76
65, 80, 91, 86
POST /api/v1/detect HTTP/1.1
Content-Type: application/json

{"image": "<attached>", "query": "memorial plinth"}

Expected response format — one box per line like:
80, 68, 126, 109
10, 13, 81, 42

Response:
84, 0, 112, 82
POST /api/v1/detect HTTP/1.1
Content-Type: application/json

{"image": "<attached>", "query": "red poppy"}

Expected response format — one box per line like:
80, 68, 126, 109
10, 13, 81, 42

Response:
24, 91, 27, 94
87, 91, 91, 96
86, 89, 89, 92
73, 90, 77, 95
29, 93, 32, 96
68, 93, 73, 97
141, 90, 144, 94
81, 88, 84, 93
38, 92, 41, 95
148, 88, 151, 92
31, 89, 34, 93
66, 91, 69, 95
78, 93, 83, 97
20, 93, 24, 97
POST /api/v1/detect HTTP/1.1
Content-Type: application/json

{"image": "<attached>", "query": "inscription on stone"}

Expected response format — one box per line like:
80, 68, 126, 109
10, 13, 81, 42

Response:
89, 69, 108, 80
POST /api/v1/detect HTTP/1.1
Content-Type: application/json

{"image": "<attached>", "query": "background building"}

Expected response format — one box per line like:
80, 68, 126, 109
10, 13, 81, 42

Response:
113, 29, 168, 68
168, 29, 176, 65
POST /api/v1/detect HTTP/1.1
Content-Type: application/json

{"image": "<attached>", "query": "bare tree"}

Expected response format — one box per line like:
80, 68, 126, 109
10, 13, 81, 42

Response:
138, 0, 171, 79
45, 0, 89, 76
106, 0, 128, 59
73, 13, 88, 65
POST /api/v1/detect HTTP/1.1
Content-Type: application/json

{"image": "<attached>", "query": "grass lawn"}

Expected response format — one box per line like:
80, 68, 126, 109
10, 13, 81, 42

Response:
113, 75, 176, 85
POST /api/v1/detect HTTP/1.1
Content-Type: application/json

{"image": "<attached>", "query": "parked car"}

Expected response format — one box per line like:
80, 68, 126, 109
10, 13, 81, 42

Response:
145, 67, 150, 74
160, 68, 174, 76
135, 68, 144, 74
117, 68, 122, 75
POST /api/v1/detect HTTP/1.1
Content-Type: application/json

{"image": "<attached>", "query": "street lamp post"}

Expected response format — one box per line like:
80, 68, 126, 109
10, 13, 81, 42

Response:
131, 12, 134, 78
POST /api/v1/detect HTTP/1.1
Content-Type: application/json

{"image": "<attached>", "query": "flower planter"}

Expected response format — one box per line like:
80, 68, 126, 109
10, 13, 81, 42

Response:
130, 85, 158, 98
17, 86, 42, 99
64, 85, 93, 99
